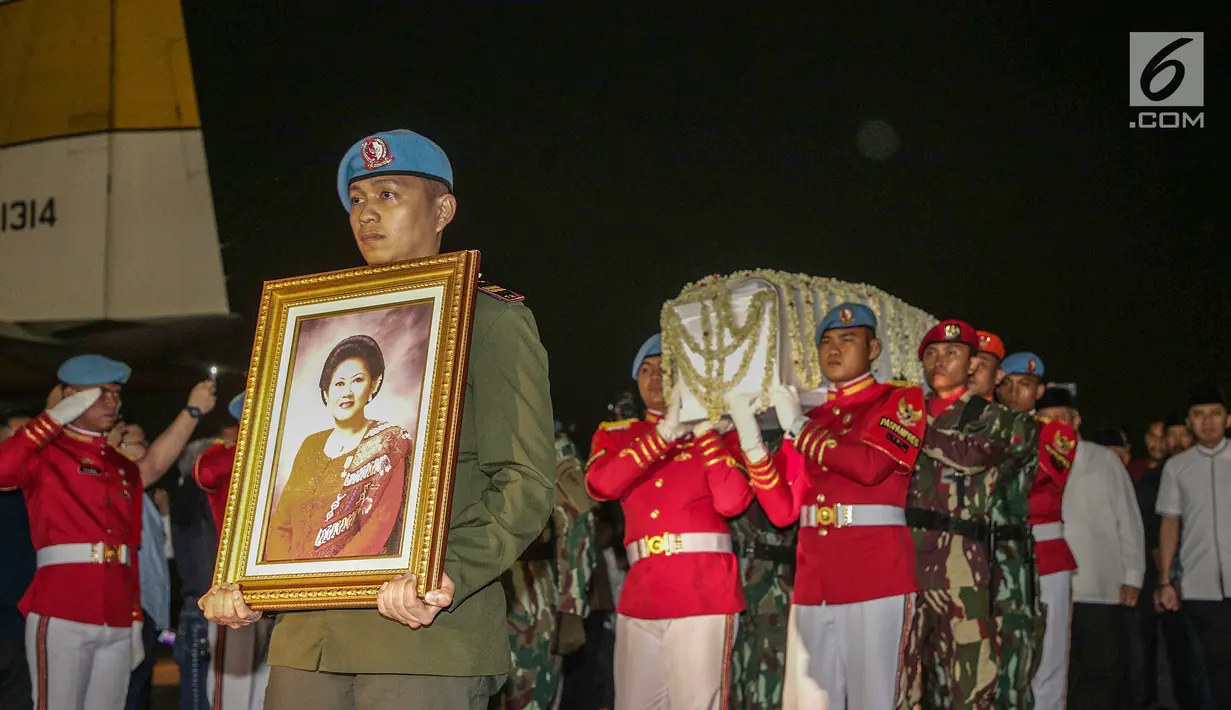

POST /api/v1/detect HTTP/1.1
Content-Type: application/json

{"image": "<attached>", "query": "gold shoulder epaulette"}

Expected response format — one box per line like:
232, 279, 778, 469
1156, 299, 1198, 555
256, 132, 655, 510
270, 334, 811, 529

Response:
478, 281, 525, 303
599, 418, 637, 431
886, 379, 921, 388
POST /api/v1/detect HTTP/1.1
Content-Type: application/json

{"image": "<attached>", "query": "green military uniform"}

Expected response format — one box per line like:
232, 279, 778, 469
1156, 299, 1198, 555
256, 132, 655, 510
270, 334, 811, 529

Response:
730, 501, 796, 710
987, 413, 1045, 709
494, 432, 597, 710
266, 289, 557, 703
900, 391, 1022, 710
729, 434, 795, 710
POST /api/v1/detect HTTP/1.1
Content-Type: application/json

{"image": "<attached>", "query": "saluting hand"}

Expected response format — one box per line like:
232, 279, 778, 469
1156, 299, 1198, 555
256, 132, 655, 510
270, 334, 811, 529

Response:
199, 583, 263, 629
187, 380, 218, 415
376, 572, 455, 629
47, 387, 102, 425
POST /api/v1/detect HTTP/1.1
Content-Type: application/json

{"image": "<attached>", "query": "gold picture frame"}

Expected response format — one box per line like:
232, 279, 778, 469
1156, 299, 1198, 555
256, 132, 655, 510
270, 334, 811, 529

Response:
213, 249, 480, 611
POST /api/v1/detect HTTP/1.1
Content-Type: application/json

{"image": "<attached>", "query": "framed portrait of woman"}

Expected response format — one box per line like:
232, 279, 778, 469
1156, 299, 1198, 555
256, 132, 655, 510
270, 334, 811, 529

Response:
213, 249, 480, 610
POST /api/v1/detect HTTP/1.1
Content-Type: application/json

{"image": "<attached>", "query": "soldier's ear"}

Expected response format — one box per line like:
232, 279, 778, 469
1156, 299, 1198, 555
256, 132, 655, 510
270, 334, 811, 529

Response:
1034, 382, 1045, 401
995, 370, 1005, 386
867, 337, 883, 361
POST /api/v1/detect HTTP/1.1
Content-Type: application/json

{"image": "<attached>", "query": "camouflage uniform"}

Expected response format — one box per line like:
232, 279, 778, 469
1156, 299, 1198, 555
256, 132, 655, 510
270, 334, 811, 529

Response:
900, 391, 1022, 710
494, 433, 598, 710
988, 414, 1044, 710
730, 498, 796, 710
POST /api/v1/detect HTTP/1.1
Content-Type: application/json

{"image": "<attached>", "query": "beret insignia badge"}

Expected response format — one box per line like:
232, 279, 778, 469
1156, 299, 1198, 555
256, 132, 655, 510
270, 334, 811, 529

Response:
360, 137, 395, 170
944, 323, 961, 340
1027, 359, 1038, 374
839, 308, 854, 324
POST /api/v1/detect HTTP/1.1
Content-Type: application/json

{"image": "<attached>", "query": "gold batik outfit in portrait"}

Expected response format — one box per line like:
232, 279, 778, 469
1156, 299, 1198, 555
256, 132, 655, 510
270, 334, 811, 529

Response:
265, 422, 413, 561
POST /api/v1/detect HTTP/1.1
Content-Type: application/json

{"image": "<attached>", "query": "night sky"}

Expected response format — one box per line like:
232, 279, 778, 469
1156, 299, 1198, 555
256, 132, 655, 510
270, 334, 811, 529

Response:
179, 3, 1226, 449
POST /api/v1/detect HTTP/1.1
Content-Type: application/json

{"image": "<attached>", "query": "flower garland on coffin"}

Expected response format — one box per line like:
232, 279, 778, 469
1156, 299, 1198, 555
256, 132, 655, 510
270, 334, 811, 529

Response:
660, 270, 938, 424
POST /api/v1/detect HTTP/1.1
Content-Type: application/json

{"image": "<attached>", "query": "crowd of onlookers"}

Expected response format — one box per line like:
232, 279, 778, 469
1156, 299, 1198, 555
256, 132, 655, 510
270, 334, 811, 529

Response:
0, 406, 238, 710
1112, 414, 1223, 710
1, 388, 1227, 710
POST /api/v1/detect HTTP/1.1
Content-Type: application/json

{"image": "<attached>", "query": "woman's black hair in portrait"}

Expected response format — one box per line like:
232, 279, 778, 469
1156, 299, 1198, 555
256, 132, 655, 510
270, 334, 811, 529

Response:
319, 334, 386, 405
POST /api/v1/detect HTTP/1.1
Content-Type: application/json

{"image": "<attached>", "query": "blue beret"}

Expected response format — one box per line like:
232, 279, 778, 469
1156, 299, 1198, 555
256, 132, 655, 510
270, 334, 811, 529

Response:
1001, 352, 1044, 377
57, 354, 131, 386
337, 130, 453, 211
631, 333, 663, 381
816, 303, 877, 344
227, 394, 244, 421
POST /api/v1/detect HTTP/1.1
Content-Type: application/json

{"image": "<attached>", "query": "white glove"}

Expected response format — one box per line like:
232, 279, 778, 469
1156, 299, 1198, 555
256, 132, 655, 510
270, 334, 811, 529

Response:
655, 389, 688, 444
692, 419, 717, 438
130, 620, 145, 671
47, 387, 102, 425
725, 392, 764, 453
769, 384, 807, 437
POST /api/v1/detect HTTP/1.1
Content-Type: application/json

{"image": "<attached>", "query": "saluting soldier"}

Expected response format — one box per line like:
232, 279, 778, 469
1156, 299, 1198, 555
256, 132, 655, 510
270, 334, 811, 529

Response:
585, 333, 754, 710
997, 356, 1079, 710
899, 321, 1025, 710
200, 129, 556, 710
195, 394, 275, 710
0, 355, 215, 710
727, 303, 927, 710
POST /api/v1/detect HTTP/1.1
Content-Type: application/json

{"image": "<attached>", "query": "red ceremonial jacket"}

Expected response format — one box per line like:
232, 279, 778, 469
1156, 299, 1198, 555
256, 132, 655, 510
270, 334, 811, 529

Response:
751, 377, 926, 605
194, 441, 235, 534
585, 411, 753, 619
1029, 418, 1078, 575
0, 413, 143, 627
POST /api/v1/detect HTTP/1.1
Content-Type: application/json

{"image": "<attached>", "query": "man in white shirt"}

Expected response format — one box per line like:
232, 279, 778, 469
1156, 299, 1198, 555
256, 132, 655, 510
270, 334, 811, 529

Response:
1156, 383, 1231, 709
1042, 397, 1144, 709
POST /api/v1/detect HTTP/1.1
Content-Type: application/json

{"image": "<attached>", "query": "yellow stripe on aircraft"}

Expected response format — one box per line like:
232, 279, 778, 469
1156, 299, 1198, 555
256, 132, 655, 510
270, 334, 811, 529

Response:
0, 0, 201, 148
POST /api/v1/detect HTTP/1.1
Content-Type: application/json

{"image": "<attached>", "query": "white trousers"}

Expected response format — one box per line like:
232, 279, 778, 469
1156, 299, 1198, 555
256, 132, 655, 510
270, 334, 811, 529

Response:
783, 595, 911, 710
25, 612, 132, 710
614, 613, 737, 710
207, 617, 274, 710
1032, 570, 1073, 709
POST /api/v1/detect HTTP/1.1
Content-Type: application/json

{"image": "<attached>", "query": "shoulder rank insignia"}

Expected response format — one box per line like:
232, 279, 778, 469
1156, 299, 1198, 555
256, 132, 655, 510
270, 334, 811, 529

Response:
599, 418, 636, 431
478, 281, 525, 303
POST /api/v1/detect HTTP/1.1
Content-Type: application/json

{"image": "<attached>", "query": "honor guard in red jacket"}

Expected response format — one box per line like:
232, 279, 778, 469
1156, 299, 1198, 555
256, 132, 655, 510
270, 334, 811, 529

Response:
997, 357, 1078, 709
0, 355, 215, 710
194, 393, 275, 710
194, 394, 245, 533
726, 303, 926, 710
585, 333, 754, 710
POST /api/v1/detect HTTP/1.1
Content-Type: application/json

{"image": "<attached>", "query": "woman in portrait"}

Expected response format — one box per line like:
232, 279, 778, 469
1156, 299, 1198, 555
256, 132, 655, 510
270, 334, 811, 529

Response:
264, 335, 414, 562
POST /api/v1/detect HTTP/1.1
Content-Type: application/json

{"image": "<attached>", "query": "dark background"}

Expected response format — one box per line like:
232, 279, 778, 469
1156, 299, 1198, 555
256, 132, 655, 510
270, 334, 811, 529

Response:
23, 4, 1228, 455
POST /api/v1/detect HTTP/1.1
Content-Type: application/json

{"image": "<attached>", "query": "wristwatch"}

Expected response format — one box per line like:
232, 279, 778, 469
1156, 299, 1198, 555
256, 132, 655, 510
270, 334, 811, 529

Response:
184, 406, 203, 419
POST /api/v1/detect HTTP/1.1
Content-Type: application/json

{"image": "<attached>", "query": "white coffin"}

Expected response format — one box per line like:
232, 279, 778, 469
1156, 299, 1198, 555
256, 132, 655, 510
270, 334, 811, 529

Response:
661, 271, 937, 424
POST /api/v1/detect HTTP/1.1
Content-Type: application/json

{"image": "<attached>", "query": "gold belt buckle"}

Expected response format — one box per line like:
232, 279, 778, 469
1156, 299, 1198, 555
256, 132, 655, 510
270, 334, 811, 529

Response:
644, 533, 683, 557
814, 504, 850, 528
103, 545, 119, 564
